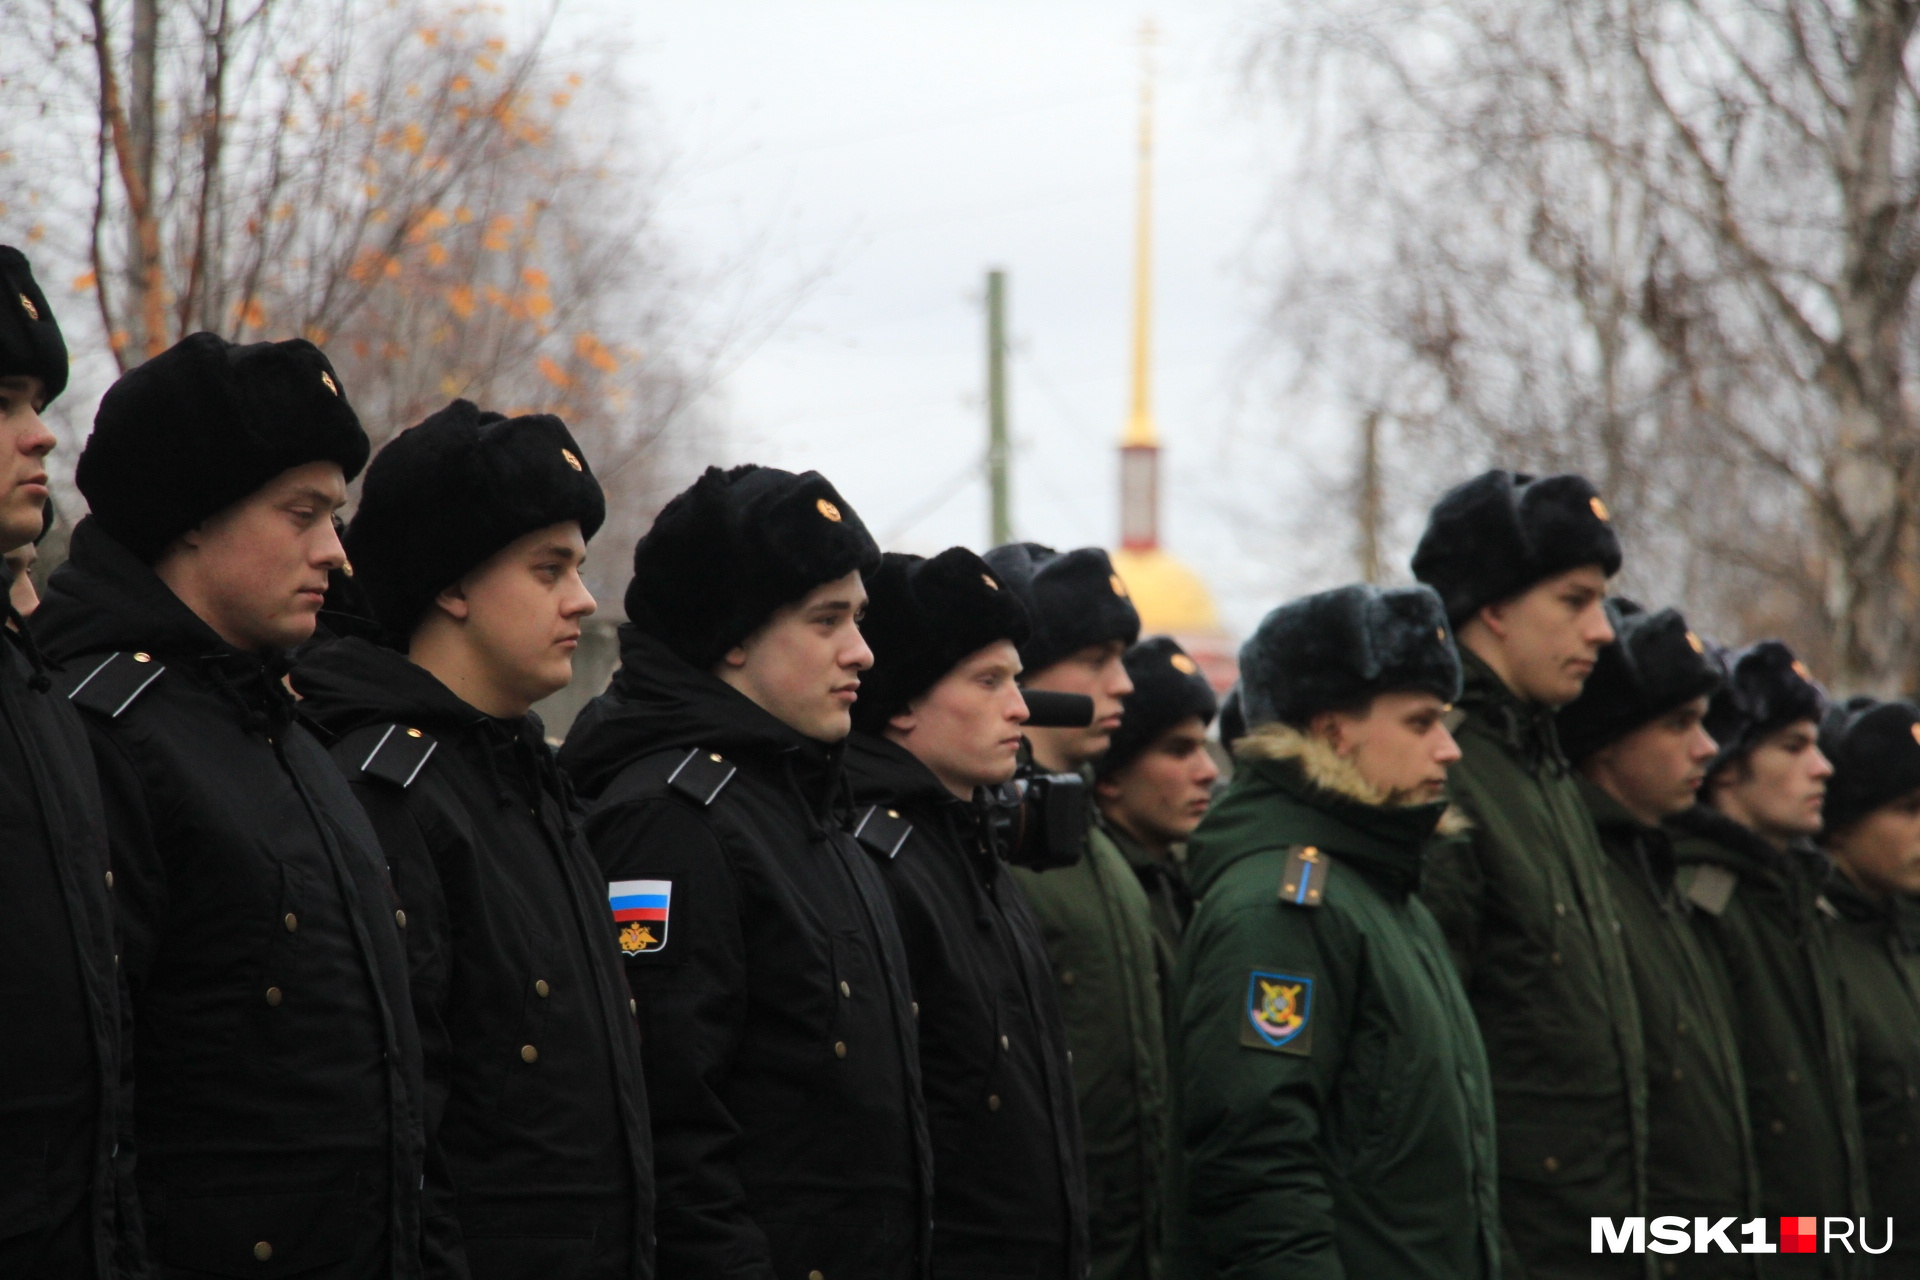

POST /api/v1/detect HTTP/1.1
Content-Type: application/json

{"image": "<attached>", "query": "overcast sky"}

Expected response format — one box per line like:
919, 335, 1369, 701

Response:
548, 1, 1332, 635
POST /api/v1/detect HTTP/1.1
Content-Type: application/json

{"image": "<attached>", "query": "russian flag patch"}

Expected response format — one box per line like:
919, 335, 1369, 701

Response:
609, 879, 671, 956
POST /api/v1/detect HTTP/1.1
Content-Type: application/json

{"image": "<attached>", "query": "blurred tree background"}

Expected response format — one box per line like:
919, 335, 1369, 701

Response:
0, 0, 717, 614
1258, 0, 1920, 693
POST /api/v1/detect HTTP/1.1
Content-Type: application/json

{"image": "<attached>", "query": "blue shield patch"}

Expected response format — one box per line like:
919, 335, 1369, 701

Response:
1240, 969, 1314, 1056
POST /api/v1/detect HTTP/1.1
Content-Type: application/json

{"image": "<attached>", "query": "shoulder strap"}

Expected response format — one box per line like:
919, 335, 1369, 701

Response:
1680, 862, 1738, 917
849, 804, 914, 861
1277, 844, 1326, 909
63, 651, 166, 718
666, 746, 737, 808
344, 722, 439, 789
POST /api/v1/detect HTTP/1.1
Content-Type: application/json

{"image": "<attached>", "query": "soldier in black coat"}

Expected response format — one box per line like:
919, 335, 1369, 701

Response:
33, 333, 431, 1279
845, 547, 1089, 1280
560, 465, 933, 1280
0, 246, 145, 1278
293, 400, 653, 1280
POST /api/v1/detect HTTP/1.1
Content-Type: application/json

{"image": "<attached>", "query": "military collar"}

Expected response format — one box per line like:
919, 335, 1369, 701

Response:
1577, 775, 1681, 898
1667, 803, 1791, 880
1823, 871, 1920, 949
1237, 754, 1450, 899
1456, 647, 1571, 778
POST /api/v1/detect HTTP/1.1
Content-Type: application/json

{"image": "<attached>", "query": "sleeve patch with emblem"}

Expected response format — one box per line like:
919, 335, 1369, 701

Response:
1241, 969, 1315, 1055
609, 879, 671, 955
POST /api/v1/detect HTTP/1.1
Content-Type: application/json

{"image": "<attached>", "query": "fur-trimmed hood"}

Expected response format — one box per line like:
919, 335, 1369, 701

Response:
1233, 722, 1471, 834
1186, 721, 1465, 901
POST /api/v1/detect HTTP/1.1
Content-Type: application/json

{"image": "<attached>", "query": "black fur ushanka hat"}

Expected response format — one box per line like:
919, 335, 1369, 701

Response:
0, 246, 67, 405
624, 464, 880, 669
346, 399, 606, 636
852, 546, 1031, 734
78, 331, 368, 561
981, 542, 1140, 677
1557, 600, 1724, 764
1411, 469, 1623, 624
1820, 696, 1920, 833
1097, 636, 1218, 778
1240, 582, 1462, 729
1703, 640, 1828, 781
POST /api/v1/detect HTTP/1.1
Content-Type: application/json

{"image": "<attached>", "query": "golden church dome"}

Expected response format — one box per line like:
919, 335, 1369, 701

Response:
1110, 546, 1220, 635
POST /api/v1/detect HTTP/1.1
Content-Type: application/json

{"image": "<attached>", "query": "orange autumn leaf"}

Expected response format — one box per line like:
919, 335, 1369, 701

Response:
521, 266, 548, 289
574, 332, 618, 373
447, 285, 475, 318
71, 271, 97, 292
232, 297, 267, 329
482, 216, 513, 251
536, 356, 571, 388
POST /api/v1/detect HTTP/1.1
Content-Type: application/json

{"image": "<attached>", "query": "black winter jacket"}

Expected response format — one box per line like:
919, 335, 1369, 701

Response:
293, 637, 654, 1280
0, 604, 144, 1278
34, 518, 430, 1280
560, 625, 933, 1280
842, 732, 1089, 1280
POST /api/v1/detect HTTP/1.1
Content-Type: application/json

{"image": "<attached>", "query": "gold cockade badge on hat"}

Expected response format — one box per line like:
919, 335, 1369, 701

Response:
18, 294, 37, 321
561, 447, 582, 472
320, 371, 338, 396
1110, 574, 1129, 597
1686, 631, 1704, 653
1590, 495, 1611, 522
816, 497, 843, 522
1170, 653, 1198, 675
981, 574, 999, 590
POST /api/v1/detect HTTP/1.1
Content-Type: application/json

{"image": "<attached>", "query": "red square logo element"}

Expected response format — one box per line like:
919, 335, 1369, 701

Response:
1781, 1217, 1819, 1254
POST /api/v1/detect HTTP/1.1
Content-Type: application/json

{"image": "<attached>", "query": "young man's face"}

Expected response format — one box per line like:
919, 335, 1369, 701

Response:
1095, 714, 1219, 848
1022, 640, 1134, 771
719, 569, 873, 743
1473, 565, 1614, 707
1829, 788, 1920, 900
419, 521, 595, 713
886, 639, 1028, 798
1582, 695, 1716, 825
1315, 690, 1462, 803
1709, 719, 1832, 843
153, 460, 347, 653
0, 373, 53, 555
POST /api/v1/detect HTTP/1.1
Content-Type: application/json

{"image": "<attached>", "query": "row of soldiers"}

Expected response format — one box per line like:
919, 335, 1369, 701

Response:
4, 226, 1918, 1280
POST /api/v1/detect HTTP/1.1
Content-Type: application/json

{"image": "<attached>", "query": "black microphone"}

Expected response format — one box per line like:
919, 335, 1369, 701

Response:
1021, 690, 1094, 729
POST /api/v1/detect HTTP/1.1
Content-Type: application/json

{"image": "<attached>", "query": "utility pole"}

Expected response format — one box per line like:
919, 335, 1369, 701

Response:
1357, 409, 1383, 584
986, 268, 1012, 546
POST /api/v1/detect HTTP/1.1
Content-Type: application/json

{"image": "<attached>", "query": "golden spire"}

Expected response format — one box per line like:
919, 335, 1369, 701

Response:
1124, 18, 1158, 449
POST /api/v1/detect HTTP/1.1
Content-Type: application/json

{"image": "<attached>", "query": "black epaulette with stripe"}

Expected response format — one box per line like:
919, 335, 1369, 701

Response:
64, 651, 166, 718
352, 723, 439, 788
849, 805, 914, 860
667, 747, 736, 807
1277, 845, 1326, 909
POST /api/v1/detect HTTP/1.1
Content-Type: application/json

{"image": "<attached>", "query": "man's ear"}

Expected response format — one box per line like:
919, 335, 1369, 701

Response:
433, 580, 472, 623
887, 705, 918, 736
1477, 599, 1511, 641
1308, 710, 1347, 755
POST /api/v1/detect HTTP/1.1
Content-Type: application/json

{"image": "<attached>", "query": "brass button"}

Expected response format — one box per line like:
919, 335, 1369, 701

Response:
1907, 1085, 1917, 1100
1900, 1133, 1911, 1147
833, 1041, 847, 1059
1671, 1068, 1683, 1082
394, 909, 407, 928
1550, 952, 1563, 966
535, 980, 550, 997
254, 1241, 273, 1261
809, 1272, 824, 1280
1067, 1050, 1074, 1065
1785, 1070, 1800, 1085
911, 1002, 919, 1018
1542, 1156, 1559, 1173
1771, 1119, 1787, 1135
629, 998, 637, 1015
1676, 1022, 1687, 1036
284, 913, 298, 932
1000, 1035, 1009, 1051
521, 1044, 538, 1063
839, 981, 850, 998
987, 1094, 1001, 1111
1061, 971, 1076, 987
105, 870, 114, 889
1663, 1263, 1677, 1277
1554, 902, 1566, 916
265, 987, 283, 1006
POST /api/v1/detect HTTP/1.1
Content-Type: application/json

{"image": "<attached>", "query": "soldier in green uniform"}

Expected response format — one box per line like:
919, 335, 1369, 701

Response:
1410, 470, 1650, 1279
1558, 603, 1760, 1278
1166, 582, 1498, 1280
1668, 642, 1869, 1278
1093, 636, 1220, 959
984, 542, 1163, 1280
1816, 697, 1920, 1270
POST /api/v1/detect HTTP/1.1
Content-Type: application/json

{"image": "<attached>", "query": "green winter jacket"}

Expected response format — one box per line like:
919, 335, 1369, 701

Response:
1825, 874, 1920, 1271
1165, 724, 1499, 1280
1014, 793, 1168, 1280
1419, 652, 1649, 1280
1578, 781, 1760, 1279
1668, 806, 1870, 1279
